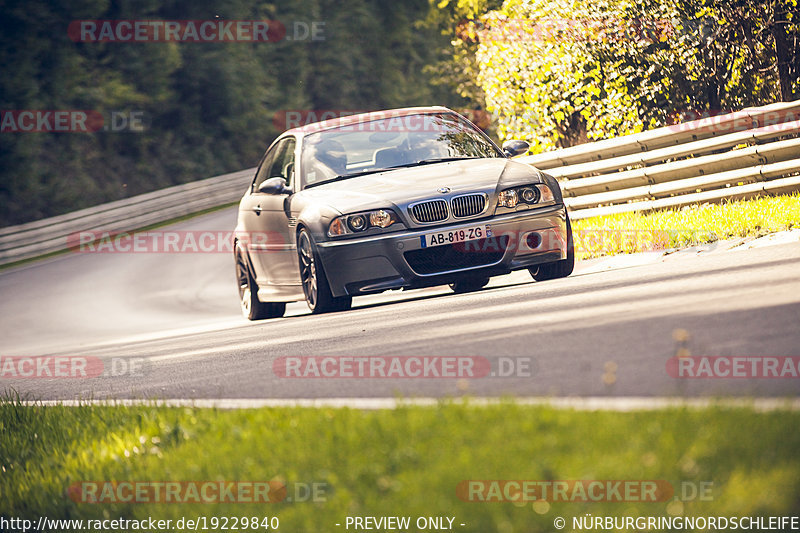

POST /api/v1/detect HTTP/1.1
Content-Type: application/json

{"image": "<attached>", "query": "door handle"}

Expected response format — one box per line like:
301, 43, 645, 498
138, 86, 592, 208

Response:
253, 205, 262, 215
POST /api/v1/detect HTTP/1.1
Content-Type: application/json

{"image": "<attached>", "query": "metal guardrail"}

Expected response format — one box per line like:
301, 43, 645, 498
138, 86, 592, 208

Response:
0, 168, 254, 266
2, 100, 799, 266
517, 99, 800, 220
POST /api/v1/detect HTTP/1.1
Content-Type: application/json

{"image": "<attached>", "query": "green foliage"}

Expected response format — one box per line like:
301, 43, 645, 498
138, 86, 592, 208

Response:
422, 0, 504, 111
572, 193, 800, 259
4, 0, 795, 225
0, 0, 459, 226
2, 398, 800, 529
455, 0, 799, 152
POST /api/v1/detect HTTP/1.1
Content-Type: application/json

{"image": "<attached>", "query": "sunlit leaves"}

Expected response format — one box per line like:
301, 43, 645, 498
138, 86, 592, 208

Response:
449, 0, 795, 152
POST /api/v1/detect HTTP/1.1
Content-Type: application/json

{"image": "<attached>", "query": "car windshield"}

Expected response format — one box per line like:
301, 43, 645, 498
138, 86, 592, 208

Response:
300, 112, 502, 187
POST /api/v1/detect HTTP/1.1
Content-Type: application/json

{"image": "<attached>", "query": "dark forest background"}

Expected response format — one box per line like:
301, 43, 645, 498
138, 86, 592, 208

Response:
1, 0, 796, 226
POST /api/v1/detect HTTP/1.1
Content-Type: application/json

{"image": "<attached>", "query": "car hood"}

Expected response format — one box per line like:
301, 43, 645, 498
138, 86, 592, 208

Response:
298, 158, 541, 214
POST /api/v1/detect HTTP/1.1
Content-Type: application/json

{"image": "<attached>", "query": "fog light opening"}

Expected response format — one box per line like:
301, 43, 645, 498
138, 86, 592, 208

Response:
526, 232, 542, 249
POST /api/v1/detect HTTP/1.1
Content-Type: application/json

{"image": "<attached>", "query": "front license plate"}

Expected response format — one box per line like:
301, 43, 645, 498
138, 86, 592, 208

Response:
420, 225, 490, 248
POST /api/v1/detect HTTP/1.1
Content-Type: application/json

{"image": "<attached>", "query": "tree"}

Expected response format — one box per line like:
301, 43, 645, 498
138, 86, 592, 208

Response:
446, 0, 798, 152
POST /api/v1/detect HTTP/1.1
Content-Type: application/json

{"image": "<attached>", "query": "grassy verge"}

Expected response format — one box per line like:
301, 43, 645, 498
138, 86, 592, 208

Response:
572, 193, 800, 260
2, 399, 798, 531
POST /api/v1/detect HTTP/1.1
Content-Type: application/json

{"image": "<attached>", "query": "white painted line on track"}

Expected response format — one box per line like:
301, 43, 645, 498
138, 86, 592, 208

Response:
147, 334, 317, 362
24, 396, 800, 411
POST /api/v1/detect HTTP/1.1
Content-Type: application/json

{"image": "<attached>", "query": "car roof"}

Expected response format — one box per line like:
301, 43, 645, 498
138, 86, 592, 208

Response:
285, 106, 455, 136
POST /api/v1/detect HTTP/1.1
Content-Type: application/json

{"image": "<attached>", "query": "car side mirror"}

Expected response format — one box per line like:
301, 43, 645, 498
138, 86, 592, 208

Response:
257, 177, 291, 195
502, 140, 530, 158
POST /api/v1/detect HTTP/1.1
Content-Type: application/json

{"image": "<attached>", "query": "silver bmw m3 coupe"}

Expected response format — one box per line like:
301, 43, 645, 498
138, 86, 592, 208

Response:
234, 107, 573, 319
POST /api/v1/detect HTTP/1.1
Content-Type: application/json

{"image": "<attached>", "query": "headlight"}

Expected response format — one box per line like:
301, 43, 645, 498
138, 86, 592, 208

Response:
348, 214, 367, 232
369, 209, 395, 228
536, 184, 554, 203
520, 187, 539, 203
497, 184, 555, 209
498, 189, 519, 208
328, 209, 399, 236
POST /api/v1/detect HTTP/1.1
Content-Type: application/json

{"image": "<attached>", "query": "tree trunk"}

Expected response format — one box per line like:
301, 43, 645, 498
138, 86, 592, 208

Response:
771, 14, 794, 101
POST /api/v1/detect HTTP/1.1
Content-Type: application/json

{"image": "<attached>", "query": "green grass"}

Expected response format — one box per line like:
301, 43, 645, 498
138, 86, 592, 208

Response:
572, 193, 800, 260
2, 398, 799, 531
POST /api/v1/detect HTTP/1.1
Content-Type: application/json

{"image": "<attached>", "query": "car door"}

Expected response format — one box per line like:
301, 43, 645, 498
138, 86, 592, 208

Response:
241, 137, 300, 287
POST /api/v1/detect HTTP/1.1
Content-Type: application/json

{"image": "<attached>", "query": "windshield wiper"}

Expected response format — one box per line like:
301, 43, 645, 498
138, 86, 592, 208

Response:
304, 168, 393, 188
385, 156, 479, 170
304, 157, 479, 188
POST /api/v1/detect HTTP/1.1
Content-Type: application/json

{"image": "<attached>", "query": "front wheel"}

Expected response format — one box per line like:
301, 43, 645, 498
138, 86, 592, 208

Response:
297, 229, 352, 314
529, 215, 574, 281
236, 245, 286, 320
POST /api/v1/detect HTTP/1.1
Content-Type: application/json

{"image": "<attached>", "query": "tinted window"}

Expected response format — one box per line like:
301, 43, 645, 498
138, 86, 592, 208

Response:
267, 138, 296, 185
300, 113, 501, 187
253, 138, 296, 191
253, 144, 278, 191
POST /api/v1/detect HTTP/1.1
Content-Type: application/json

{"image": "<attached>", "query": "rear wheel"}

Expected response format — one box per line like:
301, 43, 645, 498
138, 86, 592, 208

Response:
297, 229, 352, 314
449, 276, 490, 293
529, 215, 574, 281
236, 245, 286, 320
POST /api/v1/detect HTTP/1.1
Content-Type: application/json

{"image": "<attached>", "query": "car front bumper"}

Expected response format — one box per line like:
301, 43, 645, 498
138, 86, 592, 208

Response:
316, 203, 570, 297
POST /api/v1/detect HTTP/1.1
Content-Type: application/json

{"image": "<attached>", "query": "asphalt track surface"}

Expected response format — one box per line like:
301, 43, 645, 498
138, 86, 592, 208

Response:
1, 207, 799, 401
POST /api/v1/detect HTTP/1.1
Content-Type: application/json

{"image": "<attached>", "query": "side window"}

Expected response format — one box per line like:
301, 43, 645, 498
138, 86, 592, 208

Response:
266, 138, 296, 186
252, 144, 279, 191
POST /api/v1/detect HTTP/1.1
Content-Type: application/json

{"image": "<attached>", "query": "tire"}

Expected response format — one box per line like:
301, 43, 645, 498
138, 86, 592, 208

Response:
235, 245, 286, 320
297, 228, 352, 314
529, 214, 575, 281
449, 276, 490, 293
